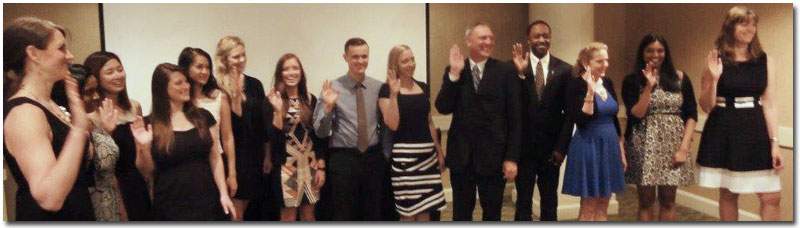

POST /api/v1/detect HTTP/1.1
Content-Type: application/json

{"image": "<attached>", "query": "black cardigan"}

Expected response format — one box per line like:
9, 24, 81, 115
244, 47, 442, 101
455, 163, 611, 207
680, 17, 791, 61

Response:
564, 76, 623, 141
621, 71, 698, 139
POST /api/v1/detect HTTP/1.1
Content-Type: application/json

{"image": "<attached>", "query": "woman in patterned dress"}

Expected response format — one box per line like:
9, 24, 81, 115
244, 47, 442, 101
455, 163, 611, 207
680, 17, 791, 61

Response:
378, 45, 446, 221
622, 34, 697, 221
78, 67, 127, 221
266, 53, 326, 221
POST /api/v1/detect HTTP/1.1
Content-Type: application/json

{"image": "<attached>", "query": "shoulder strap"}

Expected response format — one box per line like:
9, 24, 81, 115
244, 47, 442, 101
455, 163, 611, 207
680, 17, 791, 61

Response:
4, 97, 48, 120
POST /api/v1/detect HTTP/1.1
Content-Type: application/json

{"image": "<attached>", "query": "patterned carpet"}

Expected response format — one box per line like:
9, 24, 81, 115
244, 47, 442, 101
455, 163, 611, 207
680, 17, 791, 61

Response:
438, 184, 717, 221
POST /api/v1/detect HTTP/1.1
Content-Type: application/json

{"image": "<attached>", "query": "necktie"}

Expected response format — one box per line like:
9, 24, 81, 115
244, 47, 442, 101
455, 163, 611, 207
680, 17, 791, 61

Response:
534, 61, 544, 101
356, 83, 368, 153
472, 64, 481, 92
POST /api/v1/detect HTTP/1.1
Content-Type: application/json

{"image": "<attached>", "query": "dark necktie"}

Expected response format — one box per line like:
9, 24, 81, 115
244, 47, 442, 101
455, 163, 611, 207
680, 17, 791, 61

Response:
534, 61, 544, 102
471, 64, 481, 92
356, 83, 368, 153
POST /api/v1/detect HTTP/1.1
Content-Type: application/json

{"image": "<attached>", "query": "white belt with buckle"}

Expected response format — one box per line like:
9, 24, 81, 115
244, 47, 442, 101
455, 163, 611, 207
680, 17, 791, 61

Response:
715, 96, 760, 108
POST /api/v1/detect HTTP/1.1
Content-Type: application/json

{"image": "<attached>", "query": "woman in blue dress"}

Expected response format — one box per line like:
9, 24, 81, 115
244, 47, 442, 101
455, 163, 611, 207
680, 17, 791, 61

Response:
562, 42, 627, 221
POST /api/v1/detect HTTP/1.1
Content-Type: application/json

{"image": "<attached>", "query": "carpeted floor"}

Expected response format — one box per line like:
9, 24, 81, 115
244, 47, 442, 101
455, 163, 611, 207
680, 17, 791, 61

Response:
438, 184, 718, 221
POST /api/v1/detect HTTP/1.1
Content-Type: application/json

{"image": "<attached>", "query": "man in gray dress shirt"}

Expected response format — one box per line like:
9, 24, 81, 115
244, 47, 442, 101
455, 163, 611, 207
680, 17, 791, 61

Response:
313, 37, 386, 221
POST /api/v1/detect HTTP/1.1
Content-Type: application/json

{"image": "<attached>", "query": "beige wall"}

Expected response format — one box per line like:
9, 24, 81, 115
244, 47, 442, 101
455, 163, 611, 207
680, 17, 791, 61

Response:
428, 3, 528, 115
528, 4, 595, 73
3, 3, 101, 64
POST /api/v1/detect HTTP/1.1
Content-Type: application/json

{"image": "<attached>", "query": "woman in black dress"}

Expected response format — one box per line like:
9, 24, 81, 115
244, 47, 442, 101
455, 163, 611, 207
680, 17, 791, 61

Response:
697, 6, 782, 221
3, 17, 95, 220
83, 51, 152, 221
378, 45, 446, 221
130, 63, 236, 220
214, 35, 276, 220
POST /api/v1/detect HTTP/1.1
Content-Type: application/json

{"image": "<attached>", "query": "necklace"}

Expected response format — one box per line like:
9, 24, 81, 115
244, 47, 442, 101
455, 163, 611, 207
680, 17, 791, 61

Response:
20, 86, 73, 125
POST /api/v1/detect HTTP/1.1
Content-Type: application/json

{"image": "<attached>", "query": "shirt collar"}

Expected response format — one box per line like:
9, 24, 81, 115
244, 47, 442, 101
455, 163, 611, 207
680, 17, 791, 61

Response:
340, 73, 364, 89
468, 58, 488, 72
529, 51, 550, 67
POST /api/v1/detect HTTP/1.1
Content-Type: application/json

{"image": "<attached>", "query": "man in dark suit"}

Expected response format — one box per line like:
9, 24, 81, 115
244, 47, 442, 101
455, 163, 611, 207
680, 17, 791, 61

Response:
435, 22, 521, 221
510, 20, 574, 221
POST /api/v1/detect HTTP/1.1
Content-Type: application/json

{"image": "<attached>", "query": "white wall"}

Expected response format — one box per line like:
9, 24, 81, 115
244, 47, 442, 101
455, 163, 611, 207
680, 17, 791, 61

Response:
103, 3, 427, 114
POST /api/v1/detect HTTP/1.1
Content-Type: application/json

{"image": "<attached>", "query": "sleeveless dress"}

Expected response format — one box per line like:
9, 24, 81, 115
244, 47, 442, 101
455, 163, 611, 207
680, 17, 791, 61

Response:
562, 89, 626, 198
88, 120, 123, 221
697, 54, 779, 193
379, 81, 447, 217
112, 112, 154, 220
148, 110, 225, 220
3, 97, 96, 220
624, 84, 695, 186
279, 95, 323, 207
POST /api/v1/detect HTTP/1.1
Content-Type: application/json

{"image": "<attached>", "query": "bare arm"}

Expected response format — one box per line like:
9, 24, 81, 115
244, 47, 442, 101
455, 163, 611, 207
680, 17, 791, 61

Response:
209, 129, 236, 219
428, 112, 445, 171
112, 177, 128, 221
218, 93, 238, 189
699, 50, 723, 113
4, 106, 89, 211
761, 55, 783, 171
629, 65, 659, 118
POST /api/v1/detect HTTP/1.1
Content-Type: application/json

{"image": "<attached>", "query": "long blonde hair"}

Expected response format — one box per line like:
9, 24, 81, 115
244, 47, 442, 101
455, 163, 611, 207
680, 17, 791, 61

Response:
714, 6, 764, 63
574, 42, 608, 77
214, 36, 245, 101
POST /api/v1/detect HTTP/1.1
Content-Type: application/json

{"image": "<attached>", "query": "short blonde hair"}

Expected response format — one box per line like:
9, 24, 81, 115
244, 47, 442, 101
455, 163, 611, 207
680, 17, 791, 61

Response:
574, 42, 608, 76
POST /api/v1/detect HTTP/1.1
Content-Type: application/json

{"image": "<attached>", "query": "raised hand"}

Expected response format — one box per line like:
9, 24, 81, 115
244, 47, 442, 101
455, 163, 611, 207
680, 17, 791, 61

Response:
706, 50, 723, 81
512, 42, 530, 74
64, 76, 90, 131
448, 44, 465, 77
387, 69, 401, 96
642, 62, 659, 89
582, 65, 595, 94
130, 116, 153, 147
320, 80, 339, 114
97, 98, 120, 133
267, 90, 283, 113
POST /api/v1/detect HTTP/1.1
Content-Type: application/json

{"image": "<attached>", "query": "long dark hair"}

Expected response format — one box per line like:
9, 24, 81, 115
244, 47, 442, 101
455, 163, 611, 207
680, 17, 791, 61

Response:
150, 63, 211, 153
84, 51, 134, 112
4, 17, 67, 100
272, 53, 311, 127
178, 47, 221, 98
632, 33, 681, 92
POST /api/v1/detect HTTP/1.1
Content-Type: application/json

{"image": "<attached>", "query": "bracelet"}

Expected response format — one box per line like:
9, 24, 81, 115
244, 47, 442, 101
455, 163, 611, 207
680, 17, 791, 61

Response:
584, 99, 594, 102
770, 137, 779, 143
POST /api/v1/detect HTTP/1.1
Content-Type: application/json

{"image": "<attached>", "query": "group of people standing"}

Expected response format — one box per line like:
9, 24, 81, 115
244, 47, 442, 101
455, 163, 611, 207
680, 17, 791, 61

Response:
2, 5, 782, 222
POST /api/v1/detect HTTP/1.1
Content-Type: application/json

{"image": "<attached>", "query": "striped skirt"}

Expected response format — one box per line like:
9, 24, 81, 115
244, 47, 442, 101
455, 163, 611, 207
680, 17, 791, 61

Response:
390, 142, 447, 217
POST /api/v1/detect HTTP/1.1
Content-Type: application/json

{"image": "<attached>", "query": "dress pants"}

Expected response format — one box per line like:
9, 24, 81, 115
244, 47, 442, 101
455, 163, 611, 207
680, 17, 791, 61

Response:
327, 145, 388, 221
450, 160, 505, 221
514, 146, 560, 221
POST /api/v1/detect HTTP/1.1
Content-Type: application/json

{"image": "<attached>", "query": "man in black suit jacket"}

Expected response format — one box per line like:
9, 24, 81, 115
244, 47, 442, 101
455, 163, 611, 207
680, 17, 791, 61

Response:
435, 22, 521, 221
510, 20, 573, 221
